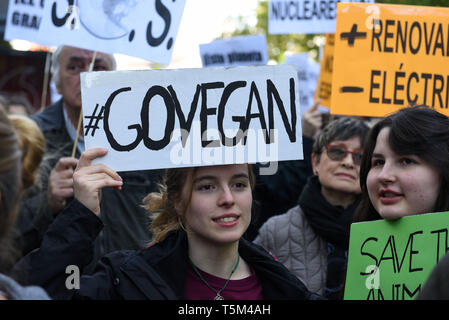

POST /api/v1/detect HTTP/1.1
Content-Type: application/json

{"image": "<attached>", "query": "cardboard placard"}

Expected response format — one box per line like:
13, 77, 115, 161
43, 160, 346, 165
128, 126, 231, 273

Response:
4, 0, 53, 45
345, 211, 449, 300
331, 3, 449, 117
314, 34, 334, 108
81, 65, 303, 172
200, 35, 268, 68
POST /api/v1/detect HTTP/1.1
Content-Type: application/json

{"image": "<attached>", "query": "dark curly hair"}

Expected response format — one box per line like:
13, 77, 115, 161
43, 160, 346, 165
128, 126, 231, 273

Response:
312, 116, 370, 161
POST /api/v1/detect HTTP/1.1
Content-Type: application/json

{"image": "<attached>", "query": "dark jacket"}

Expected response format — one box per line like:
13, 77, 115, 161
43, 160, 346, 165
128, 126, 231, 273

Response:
15, 200, 322, 300
14, 100, 164, 272
245, 136, 314, 241
418, 252, 449, 300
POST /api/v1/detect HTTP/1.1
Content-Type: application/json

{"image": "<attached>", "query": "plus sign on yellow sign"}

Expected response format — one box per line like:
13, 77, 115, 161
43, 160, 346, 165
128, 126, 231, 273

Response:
331, 3, 449, 117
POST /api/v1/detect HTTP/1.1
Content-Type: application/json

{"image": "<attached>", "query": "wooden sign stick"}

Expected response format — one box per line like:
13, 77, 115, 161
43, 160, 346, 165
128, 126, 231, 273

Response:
39, 51, 51, 112
71, 51, 97, 158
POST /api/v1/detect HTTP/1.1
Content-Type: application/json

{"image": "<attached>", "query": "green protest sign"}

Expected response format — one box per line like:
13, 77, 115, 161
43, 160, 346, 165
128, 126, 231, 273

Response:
344, 211, 449, 300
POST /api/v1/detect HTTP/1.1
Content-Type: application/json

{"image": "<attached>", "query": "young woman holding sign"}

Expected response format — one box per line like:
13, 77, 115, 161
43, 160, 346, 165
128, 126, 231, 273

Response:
15, 149, 321, 300
354, 105, 449, 222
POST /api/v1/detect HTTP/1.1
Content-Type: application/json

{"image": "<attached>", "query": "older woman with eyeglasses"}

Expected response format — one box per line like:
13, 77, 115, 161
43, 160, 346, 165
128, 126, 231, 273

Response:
254, 117, 369, 300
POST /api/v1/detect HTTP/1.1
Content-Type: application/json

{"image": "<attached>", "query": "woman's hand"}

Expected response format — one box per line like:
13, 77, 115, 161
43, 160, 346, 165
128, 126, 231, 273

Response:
302, 100, 323, 139
73, 148, 123, 216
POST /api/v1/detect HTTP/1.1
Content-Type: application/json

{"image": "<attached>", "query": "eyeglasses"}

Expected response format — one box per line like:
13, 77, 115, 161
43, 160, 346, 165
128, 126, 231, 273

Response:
324, 144, 363, 165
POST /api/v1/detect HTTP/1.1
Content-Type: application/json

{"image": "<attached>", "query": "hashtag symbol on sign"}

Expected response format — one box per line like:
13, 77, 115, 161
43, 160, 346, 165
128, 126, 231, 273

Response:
84, 104, 105, 137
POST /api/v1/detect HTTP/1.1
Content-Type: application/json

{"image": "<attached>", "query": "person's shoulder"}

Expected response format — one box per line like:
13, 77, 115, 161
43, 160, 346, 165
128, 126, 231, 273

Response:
419, 253, 449, 299
263, 205, 303, 228
0, 274, 50, 300
32, 100, 64, 131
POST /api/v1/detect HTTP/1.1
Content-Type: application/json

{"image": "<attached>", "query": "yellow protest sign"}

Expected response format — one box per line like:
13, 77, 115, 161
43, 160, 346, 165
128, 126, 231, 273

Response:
314, 33, 334, 108
331, 3, 449, 117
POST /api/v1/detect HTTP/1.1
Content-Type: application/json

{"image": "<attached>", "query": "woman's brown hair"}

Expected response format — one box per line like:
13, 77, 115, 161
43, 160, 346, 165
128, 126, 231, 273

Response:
144, 164, 255, 244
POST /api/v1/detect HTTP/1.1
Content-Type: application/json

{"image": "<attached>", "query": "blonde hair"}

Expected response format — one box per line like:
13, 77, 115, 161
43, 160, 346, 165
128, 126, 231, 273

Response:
144, 165, 255, 244
8, 115, 46, 191
0, 107, 21, 242
144, 167, 195, 244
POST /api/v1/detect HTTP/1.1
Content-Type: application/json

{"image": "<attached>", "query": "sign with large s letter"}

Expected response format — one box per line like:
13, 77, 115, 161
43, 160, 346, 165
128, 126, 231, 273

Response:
37, 0, 186, 65
331, 3, 449, 117
345, 211, 449, 300
80, 65, 303, 172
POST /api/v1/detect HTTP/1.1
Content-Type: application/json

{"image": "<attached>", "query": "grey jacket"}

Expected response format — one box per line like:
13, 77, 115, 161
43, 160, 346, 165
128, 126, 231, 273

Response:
0, 274, 49, 300
253, 205, 328, 295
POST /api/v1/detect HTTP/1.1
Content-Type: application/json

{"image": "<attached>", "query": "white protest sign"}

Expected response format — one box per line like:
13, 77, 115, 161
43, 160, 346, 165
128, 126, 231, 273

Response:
200, 35, 269, 67
285, 53, 320, 115
268, 0, 374, 34
4, 0, 52, 45
38, 0, 186, 65
81, 65, 303, 172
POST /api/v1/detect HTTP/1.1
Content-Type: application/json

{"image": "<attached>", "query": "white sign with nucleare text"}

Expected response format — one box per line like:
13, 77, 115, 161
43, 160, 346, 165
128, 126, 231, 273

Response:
268, 0, 375, 34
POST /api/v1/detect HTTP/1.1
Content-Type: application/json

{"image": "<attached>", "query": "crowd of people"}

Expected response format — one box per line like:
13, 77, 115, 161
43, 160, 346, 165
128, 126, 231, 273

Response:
0, 44, 448, 301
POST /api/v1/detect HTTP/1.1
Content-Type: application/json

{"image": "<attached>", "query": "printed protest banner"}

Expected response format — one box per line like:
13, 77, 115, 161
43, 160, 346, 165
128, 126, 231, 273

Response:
268, 0, 374, 35
200, 34, 268, 68
284, 53, 320, 114
344, 211, 449, 300
80, 65, 303, 172
314, 34, 334, 108
4, 0, 53, 45
331, 3, 449, 117
37, 0, 186, 65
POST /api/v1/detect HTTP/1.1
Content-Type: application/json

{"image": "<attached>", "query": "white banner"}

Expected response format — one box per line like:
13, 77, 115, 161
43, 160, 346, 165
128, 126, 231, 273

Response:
4, 0, 53, 45
200, 34, 269, 67
285, 53, 320, 115
268, 0, 375, 34
81, 65, 303, 172
37, 0, 186, 64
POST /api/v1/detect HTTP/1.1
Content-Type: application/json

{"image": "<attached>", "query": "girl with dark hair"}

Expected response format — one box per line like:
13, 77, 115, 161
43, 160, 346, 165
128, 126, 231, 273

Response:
353, 105, 449, 222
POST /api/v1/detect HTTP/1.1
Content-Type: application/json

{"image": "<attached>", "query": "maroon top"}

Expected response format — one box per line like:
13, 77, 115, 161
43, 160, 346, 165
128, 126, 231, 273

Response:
184, 263, 264, 300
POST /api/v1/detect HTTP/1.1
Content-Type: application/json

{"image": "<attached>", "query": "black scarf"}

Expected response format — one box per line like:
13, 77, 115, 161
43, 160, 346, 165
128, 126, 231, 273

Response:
298, 175, 361, 299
